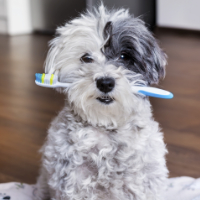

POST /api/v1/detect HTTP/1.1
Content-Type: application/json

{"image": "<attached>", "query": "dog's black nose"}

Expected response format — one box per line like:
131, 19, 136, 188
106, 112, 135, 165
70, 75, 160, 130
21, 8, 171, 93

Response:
96, 77, 115, 93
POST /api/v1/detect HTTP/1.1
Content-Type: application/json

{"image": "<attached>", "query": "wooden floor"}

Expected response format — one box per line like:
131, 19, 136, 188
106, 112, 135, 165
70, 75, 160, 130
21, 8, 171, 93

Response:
0, 28, 200, 184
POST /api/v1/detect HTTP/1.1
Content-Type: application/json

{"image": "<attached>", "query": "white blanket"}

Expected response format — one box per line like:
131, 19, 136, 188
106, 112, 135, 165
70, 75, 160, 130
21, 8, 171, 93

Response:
0, 177, 200, 200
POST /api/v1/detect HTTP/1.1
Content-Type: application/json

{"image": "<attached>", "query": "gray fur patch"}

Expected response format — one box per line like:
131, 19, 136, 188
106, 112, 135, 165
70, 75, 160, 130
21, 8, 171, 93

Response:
102, 17, 166, 85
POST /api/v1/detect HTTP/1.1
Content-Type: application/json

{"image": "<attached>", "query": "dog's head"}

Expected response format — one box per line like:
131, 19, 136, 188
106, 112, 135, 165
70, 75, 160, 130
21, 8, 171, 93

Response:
45, 5, 167, 128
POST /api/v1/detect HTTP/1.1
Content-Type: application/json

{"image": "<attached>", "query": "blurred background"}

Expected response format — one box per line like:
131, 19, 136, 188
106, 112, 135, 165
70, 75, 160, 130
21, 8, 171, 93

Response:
0, 0, 200, 183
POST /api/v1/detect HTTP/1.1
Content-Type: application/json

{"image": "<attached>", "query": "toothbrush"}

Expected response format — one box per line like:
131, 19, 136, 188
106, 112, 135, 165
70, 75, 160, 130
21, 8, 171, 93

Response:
131, 86, 173, 99
35, 73, 173, 99
35, 73, 71, 88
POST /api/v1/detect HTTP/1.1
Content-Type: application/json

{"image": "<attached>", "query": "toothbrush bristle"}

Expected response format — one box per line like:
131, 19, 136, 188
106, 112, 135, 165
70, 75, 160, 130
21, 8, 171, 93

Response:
35, 73, 42, 83
44, 74, 50, 84
35, 73, 58, 85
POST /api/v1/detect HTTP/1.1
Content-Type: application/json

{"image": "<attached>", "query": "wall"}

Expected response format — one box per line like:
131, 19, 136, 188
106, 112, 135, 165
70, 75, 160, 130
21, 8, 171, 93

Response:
0, 0, 32, 35
157, 0, 200, 30
31, 0, 86, 32
91, 0, 155, 29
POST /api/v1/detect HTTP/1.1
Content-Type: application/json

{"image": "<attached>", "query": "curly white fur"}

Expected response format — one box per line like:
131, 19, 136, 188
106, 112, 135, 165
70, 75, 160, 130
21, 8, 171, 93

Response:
34, 4, 168, 200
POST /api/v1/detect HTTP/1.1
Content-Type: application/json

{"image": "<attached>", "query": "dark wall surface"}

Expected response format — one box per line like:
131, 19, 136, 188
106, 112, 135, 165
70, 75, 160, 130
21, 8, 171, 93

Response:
31, 0, 86, 33
94, 0, 156, 30
31, 0, 155, 32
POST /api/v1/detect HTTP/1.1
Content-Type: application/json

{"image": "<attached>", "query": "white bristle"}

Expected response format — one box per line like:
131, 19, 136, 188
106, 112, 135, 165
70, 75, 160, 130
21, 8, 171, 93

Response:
53, 75, 58, 84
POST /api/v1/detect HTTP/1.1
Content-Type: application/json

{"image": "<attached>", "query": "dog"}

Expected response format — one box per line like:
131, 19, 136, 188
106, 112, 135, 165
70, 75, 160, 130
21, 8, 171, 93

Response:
34, 4, 168, 200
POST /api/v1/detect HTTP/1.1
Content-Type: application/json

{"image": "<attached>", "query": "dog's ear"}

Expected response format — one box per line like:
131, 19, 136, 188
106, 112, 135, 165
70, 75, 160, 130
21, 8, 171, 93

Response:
133, 19, 167, 85
111, 18, 167, 85
129, 19, 167, 85
44, 33, 62, 75
145, 34, 167, 85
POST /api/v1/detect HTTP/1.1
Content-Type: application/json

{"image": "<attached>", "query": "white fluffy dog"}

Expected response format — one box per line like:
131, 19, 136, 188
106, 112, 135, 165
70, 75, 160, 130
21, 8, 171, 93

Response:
34, 4, 168, 200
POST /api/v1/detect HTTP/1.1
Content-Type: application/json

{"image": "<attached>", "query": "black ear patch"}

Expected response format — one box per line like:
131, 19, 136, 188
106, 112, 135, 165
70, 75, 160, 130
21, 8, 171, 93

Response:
103, 21, 112, 40
103, 21, 112, 47
102, 18, 166, 85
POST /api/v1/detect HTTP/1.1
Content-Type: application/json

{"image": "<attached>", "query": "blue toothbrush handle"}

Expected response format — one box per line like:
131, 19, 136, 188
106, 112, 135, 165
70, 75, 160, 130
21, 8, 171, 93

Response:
133, 86, 173, 99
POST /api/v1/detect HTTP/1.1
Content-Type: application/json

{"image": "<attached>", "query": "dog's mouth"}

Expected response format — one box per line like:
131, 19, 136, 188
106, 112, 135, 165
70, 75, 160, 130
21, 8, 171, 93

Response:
97, 95, 114, 104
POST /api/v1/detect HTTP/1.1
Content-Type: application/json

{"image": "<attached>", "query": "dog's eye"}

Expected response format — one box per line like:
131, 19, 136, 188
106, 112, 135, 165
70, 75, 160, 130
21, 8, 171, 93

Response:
120, 53, 130, 61
81, 54, 94, 63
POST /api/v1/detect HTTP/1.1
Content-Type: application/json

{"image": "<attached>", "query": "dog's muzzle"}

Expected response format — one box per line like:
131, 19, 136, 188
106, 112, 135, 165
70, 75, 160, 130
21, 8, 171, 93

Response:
96, 77, 115, 104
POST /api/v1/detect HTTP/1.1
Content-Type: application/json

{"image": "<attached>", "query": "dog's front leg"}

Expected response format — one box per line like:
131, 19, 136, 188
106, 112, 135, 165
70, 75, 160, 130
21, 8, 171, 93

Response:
34, 167, 51, 200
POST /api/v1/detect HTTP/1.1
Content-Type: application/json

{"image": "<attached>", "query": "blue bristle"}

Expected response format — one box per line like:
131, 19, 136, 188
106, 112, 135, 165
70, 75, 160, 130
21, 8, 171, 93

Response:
39, 74, 42, 83
35, 73, 42, 83
35, 74, 38, 82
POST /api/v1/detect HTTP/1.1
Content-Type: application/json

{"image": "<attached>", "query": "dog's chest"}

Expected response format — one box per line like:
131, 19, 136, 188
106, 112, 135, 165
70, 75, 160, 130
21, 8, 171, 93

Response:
44, 111, 158, 199
61, 125, 139, 181
45, 116, 166, 200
